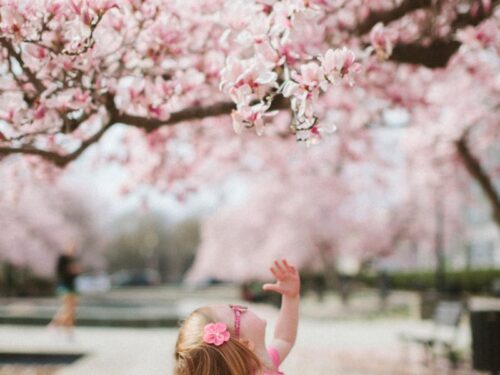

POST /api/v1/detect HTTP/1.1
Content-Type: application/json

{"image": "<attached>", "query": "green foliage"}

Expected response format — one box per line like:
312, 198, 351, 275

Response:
241, 281, 281, 307
361, 269, 500, 295
0, 263, 54, 297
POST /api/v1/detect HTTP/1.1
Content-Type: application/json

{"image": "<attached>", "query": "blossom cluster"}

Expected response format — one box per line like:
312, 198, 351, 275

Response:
219, 1, 361, 142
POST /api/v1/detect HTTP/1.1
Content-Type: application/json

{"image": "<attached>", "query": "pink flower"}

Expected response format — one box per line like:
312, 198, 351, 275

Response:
293, 62, 322, 90
370, 23, 395, 59
321, 47, 359, 83
203, 322, 230, 346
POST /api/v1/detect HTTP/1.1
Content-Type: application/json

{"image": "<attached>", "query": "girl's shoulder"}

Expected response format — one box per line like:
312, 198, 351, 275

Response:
267, 347, 281, 368
262, 347, 284, 375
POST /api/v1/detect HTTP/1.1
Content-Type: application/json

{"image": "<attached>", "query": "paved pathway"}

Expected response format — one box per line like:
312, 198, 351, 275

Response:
1, 289, 493, 374
0, 314, 473, 374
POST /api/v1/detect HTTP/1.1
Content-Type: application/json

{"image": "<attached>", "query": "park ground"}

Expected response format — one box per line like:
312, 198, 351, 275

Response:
0, 287, 492, 375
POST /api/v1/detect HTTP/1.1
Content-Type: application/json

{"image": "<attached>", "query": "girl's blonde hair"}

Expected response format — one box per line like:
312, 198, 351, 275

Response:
174, 307, 261, 375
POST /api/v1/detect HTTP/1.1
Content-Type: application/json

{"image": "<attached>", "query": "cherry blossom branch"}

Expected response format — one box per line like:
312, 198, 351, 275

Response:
355, 0, 432, 35
358, 0, 499, 68
388, 0, 499, 67
4, 129, 57, 142
390, 39, 461, 68
116, 101, 236, 132
0, 37, 46, 94
116, 96, 290, 132
451, 0, 499, 29
60, 13, 104, 56
0, 120, 113, 167
0, 96, 117, 166
0, 96, 290, 165
23, 9, 109, 56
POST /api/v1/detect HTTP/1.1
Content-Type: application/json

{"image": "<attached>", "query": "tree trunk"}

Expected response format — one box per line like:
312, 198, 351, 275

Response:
456, 136, 500, 228
434, 189, 446, 293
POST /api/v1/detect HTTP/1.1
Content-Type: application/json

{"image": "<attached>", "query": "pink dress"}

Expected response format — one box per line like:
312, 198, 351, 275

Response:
262, 347, 284, 375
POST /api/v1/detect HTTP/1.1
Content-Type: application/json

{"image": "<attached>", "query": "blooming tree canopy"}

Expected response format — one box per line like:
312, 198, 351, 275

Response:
186, 126, 472, 282
187, 153, 406, 282
0, 0, 498, 225
0, 160, 103, 276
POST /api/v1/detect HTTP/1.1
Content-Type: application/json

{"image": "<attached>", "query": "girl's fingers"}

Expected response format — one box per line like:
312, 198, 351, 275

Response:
274, 260, 285, 274
271, 266, 285, 280
280, 259, 297, 277
270, 263, 284, 279
283, 259, 295, 273
271, 259, 297, 280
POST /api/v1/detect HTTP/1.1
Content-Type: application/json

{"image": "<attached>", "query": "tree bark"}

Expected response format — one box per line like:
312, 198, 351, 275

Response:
362, 0, 499, 68
355, 0, 432, 35
456, 136, 500, 228
390, 40, 461, 68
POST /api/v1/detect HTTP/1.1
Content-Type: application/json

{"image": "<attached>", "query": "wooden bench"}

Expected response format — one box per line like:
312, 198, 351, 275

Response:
400, 300, 465, 367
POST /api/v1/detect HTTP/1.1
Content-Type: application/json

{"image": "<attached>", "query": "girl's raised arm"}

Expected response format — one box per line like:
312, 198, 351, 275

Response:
262, 259, 301, 362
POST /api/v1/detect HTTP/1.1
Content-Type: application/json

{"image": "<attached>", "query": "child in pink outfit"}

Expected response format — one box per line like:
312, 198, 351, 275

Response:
174, 259, 300, 375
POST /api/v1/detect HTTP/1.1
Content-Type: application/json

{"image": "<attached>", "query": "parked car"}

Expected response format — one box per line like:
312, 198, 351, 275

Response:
110, 269, 160, 287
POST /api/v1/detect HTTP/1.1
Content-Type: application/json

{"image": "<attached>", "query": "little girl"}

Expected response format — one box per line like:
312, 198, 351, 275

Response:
174, 259, 300, 375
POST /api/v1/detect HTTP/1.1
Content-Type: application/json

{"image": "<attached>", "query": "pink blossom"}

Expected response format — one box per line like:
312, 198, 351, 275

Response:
281, 80, 299, 97
370, 22, 394, 59
231, 103, 277, 136
321, 47, 360, 83
24, 44, 49, 59
295, 62, 322, 89
482, 0, 492, 12
34, 105, 46, 120
89, 0, 118, 13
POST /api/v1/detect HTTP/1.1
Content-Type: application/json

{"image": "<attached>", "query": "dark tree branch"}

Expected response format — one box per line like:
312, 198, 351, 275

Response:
116, 95, 290, 132
452, 0, 499, 29
456, 133, 500, 228
357, 0, 499, 68
116, 101, 236, 132
0, 96, 290, 166
0, 120, 114, 167
0, 95, 117, 167
355, 0, 432, 35
0, 37, 46, 94
390, 40, 461, 68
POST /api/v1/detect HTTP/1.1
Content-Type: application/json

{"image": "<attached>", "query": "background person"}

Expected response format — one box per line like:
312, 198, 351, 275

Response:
48, 242, 81, 338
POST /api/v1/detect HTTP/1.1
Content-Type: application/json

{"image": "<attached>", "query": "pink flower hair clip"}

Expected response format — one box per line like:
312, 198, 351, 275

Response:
203, 322, 230, 346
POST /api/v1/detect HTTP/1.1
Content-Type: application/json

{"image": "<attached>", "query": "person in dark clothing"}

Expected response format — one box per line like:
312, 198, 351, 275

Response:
56, 254, 78, 294
49, 242, 81, 337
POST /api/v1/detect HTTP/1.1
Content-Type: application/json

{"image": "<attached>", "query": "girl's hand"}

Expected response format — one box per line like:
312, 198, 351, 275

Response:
262, 259, 300, 298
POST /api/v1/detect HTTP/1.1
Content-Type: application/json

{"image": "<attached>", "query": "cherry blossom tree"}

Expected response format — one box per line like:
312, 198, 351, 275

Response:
186, 129, 413, 282
0, 1, 498, 227
0, 159, 103, 276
